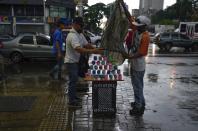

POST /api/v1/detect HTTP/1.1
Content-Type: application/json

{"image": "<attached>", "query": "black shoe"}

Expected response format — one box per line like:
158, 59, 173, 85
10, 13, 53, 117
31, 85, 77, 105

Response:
129, 107, 145, 116
68, 102, 82, 108
131, 102, 136, 107
131, 102, 145, 108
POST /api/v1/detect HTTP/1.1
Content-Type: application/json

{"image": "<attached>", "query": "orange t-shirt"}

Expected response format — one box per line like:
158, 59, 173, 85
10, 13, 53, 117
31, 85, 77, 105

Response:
138, 31, 150, 56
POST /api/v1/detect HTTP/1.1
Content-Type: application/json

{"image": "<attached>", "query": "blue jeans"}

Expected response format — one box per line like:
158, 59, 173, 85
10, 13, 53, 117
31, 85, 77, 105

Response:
66, 63, 79, 103
130, 69, 145, 108
50, 56, 63, 79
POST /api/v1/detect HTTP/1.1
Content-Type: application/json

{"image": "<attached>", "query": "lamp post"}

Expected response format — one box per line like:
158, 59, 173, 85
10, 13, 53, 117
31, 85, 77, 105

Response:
77, 0, 83, 17
43, 0, 49, 34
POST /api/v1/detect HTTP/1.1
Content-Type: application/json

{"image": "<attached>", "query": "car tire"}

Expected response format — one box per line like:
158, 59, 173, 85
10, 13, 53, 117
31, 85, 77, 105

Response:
165, 43, 172, 51
10, 52, 23, 63
192, 44, 198, 52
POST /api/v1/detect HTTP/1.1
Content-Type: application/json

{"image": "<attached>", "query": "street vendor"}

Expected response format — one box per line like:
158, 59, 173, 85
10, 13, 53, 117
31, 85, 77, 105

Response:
127, 15, 151, 116
64, 17, 103, 108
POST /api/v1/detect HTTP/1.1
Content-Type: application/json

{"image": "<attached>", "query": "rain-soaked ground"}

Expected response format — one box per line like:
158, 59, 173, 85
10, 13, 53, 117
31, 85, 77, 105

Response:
0, 46, 198, 131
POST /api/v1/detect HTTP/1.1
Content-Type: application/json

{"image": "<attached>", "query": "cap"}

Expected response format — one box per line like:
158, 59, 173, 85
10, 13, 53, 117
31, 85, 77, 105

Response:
57, 18, 67, 25
132, 16, 151, 26
73, 17, 84, 27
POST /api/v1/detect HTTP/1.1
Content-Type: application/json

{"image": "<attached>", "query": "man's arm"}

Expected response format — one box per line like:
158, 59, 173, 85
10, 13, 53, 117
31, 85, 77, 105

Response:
75, 46, 103, 54
84, 43, 95, 49
55, 41, 62, 59
129, 32, 150, 59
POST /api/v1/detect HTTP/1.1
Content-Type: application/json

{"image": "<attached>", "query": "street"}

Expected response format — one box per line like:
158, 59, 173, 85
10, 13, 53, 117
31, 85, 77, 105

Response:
0, 46, 198, 131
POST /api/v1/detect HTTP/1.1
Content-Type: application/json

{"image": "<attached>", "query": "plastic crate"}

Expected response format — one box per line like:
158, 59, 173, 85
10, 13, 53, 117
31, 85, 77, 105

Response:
92, 81, 117, 116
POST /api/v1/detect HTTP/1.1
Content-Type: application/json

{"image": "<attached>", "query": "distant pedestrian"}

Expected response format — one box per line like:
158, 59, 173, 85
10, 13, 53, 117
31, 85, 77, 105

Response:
64, 17, 103, 107
127, 16, 151, 116
49, 19, 66, 80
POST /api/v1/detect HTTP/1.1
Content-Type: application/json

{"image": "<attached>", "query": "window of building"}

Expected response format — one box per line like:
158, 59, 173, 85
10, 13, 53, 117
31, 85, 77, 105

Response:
34, 6, 43, 16
49, 6, 66, 17
19, 36, 34, 45
14, 5, 43, 16
0, 5, 11, 16
14, 6, 25, 16
26, 6, 34, 16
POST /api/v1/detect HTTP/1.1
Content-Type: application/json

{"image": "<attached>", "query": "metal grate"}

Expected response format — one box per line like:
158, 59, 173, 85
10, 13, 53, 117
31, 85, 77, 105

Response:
92, 81, 117, 115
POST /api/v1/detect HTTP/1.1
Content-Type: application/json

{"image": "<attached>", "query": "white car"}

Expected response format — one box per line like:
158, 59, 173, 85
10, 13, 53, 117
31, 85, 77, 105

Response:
84, 30, 101, 47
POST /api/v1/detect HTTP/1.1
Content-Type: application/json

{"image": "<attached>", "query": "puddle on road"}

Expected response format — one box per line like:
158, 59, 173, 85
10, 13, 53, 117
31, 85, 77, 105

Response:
147, 73, 158, 83
170, 76, 198, 85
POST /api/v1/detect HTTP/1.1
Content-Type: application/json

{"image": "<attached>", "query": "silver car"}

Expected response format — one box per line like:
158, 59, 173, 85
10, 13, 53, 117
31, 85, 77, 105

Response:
0, 33, 55, 63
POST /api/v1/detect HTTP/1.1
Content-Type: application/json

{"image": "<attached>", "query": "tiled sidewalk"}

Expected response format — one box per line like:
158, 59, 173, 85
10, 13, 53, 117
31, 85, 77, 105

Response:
72, 77, 161, 131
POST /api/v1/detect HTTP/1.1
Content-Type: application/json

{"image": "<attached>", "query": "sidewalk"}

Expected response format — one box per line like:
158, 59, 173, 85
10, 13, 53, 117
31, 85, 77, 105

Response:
0, 58, 198, 131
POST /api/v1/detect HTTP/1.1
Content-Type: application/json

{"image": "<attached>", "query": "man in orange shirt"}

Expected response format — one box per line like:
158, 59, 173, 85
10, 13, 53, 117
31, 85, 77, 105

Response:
128, 15, 150, 116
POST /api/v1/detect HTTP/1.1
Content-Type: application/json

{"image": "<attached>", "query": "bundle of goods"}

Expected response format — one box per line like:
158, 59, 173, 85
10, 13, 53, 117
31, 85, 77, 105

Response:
85, 55, 123, 81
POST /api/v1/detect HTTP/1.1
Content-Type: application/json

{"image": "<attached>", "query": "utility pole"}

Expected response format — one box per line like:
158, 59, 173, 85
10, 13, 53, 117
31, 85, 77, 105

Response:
43, 0, 49, 35
77, 0, 83, 17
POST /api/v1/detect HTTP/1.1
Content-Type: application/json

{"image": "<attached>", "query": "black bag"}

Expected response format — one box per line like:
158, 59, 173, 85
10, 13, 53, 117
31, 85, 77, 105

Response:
78, 54, 89, 77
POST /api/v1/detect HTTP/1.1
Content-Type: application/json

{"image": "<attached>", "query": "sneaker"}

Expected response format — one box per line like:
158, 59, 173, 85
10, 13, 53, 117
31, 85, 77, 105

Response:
68, 102, 82, 108
131, 102, 145, 108
131, 102, 136, 107
129, 107, 145, 116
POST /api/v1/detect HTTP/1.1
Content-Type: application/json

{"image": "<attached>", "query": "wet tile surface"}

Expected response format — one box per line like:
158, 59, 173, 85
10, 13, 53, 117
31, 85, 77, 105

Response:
0, 56, 198, 131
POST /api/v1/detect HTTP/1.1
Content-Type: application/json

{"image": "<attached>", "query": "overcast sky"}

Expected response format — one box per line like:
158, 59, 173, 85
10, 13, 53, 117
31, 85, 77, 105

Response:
88, 0, 176, 11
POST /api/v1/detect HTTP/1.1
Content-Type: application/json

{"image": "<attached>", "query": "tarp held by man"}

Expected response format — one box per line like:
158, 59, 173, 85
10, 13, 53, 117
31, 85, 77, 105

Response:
100, 0, 131, 65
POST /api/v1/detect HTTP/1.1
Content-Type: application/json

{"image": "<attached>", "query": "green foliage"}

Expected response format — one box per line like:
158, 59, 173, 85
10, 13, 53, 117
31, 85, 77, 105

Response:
83, 3, 107, 34
152, 0, 196, 24
82, 2, 113, 34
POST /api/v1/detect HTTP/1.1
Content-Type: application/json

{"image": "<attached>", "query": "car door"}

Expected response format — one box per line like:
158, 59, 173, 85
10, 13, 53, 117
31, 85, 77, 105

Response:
35, 35, 53, 58
171, 33, 180, 47
179, 34, 192, 48
18, 35, 37, 57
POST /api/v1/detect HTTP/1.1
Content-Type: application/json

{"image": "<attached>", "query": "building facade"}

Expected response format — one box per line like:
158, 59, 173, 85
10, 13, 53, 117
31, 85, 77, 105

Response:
0, 0, 76, 35
139, 0, 164, 16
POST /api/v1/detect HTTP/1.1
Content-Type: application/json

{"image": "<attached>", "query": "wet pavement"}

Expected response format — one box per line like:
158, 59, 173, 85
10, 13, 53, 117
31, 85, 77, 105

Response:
0, 48, 198, 131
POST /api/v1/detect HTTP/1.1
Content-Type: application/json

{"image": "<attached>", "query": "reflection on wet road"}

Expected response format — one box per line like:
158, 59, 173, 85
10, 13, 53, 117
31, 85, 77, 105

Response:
0, 55, 198, 131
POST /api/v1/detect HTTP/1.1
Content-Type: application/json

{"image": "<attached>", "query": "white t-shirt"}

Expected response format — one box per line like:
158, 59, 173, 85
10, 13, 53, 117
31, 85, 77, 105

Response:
64, 28, 88, 63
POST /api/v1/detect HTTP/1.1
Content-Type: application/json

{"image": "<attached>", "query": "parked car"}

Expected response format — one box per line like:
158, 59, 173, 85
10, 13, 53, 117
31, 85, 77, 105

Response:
0, 34, 14, 41
154, 32, 197, 51
84, 30, 101, 47
149, 33, 155, 43
0, 33, 54, 63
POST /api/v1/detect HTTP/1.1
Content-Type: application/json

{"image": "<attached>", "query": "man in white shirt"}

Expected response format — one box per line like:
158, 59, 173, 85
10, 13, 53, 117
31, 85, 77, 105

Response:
65, 17, 102, 107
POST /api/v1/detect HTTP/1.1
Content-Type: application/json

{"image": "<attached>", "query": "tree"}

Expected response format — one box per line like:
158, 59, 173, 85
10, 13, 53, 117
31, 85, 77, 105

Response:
151, 0, 194, 25
83, 3, 107, 33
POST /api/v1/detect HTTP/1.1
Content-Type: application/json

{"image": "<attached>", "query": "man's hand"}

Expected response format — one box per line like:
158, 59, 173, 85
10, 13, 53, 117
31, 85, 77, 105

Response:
57, 53, 62, 60
122, 52, 134, 59
92, 48, 104, 55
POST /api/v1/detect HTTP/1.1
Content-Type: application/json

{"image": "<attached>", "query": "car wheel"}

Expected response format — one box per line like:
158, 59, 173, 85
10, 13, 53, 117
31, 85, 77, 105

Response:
184, 47, 190, 52
10, 52, 23, 63
192, 44, 198, 52
165, 43, 172, 51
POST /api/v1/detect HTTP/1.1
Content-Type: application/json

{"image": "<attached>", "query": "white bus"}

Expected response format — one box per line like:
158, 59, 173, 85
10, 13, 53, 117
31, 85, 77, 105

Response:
179, 22, 198, 40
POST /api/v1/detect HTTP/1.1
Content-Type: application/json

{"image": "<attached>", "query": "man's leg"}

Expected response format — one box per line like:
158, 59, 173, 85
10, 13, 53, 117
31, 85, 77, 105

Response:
130, 69, 145, 115
66, 63, 80, 106
57, 57, 64, 80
